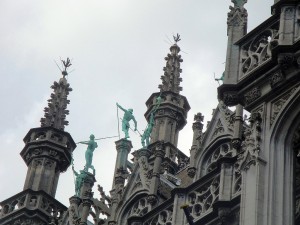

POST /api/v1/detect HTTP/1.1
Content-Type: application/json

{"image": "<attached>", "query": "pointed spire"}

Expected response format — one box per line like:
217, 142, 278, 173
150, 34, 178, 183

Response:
159, 34, 183, 94
40, 58, 73, 130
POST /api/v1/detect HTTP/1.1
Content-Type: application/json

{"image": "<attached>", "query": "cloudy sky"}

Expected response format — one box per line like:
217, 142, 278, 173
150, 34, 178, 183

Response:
0, 0, 273, 207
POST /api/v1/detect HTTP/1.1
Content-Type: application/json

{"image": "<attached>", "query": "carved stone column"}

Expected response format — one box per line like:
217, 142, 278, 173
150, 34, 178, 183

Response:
79, 171, 96, 199
136, 148, 151, 187
231, 104, 243, 153
80, 199, 93, 225
148, 142, 165, 205
68, 196, 81, 225
188, 113, 204, 178
237, 112, 266, 225
224, 1, 248, 84
112, 139, 132, 188
278, 4, 296, 45
172, 190, 188, 225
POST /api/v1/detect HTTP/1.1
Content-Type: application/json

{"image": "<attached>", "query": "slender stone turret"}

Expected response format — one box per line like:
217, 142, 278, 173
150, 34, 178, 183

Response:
147, 141, 165, 206
224, 0, 248, 84
109, 139, 133, 224
145, 37, 190, 147
0, 60, 76, 225
188, 113, 204, 178
21, 71, 75, 196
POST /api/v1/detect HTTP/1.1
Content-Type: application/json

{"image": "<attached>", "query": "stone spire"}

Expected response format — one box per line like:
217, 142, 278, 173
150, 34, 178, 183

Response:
40, 60, 72, 130
145, 35, 190, 147
158, 34, 183, 94
223, 0, 248, 84
0, 59, 76, 225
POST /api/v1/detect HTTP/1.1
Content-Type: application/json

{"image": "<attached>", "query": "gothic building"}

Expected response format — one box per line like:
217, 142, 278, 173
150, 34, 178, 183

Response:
1, 0, 300, 225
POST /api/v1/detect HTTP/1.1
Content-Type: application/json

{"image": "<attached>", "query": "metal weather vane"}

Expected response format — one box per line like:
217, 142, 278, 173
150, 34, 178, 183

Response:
173, 33, 181, 43
62, 58, 72, 77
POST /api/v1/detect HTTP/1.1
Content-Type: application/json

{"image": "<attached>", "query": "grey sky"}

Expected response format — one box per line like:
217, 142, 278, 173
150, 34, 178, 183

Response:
0, 0, 273, 207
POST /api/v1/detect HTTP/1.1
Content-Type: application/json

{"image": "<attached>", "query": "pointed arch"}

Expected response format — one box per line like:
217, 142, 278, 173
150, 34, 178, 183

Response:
266, 87, 300, 225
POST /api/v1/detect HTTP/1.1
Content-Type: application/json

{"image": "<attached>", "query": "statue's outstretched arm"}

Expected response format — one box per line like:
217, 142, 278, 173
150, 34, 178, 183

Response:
79, 141, 89, 145
116, 103, 126, 112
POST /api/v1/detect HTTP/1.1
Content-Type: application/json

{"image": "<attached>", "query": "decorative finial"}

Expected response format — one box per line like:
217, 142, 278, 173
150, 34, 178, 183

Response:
61, 57, 72, 77
173, 33, 181, 43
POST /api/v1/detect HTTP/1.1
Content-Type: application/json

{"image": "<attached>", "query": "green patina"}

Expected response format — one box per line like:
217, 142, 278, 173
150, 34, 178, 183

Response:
141, 96, 162, 148
72, 167, 87, 197
141, 113, 155, 148
232, 0, 246, 7
116, 103, 137, 139
79, 134, 98, 174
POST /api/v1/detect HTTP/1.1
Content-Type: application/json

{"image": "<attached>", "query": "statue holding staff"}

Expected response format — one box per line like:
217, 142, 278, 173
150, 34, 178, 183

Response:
116, 103, 137, 139
141, 113, 155, 148
79, 134, 98, 174
72, 166, 86, 197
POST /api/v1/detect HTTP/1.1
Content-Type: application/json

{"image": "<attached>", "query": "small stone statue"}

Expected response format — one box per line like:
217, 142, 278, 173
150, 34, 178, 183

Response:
141, 113, 155, 148
116, 103, 137, 139
79, 134, 98, 174
72, 166, 86, 197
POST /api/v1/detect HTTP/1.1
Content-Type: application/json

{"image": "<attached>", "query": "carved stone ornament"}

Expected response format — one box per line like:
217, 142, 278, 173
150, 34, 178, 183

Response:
227, 1, 248, 27
147, 194, 158, 206
187, 167, 196, 178
269, 70, 284, 88
270, 85, 299, 126
278, 53, 294, 70
235, 112, 262, 171
284, 7, 294, 20
223, 91, 239, 106
231, 138, 242, 150
240, 24, 279, 76
244, 87, 261, 105
218, 207, 232, 224
212, 119, 225, 138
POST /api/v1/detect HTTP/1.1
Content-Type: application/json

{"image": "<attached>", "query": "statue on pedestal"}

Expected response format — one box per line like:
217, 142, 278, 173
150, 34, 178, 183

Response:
79, 134, 98, 174
141, 113, 155, 148
116, 103, 137, 139
72, 166, 87, 197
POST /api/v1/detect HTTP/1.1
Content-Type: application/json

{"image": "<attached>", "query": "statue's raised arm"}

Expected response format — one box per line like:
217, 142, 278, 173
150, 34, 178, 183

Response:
77, 134, 98, 175
116, 103, 126, 112
117, 102, 137, 139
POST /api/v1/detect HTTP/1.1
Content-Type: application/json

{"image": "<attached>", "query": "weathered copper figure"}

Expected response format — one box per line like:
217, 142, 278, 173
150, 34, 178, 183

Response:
79, 134, 98, 174
116, 103, 137, 139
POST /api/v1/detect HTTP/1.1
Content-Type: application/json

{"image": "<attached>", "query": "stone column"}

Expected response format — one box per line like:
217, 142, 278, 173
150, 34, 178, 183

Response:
224, 3, 248, 84
80, 199, 93, 225
136, 148, 151, 187
231, 104, 243, 153
172, 190, 188, 225
79, 171, 96, 199
278, 4, 296, 45
112, 139, 132, 187
147, 142, 165, 205
68, 196, 81, 225
188, 113, 204, 178
238, 113, 266, 225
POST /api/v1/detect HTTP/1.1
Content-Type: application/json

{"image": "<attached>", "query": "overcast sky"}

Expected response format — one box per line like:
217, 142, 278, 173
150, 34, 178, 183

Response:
0, 0, 274, 207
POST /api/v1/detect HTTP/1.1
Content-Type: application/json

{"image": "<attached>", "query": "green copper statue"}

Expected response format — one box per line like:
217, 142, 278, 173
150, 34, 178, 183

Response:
116, 103, 137, 139
152, 96, 162, 114
72, 166, 87, 197
141, 113, 155, 148
79, 134, 98, 174
232, 0, 246, 8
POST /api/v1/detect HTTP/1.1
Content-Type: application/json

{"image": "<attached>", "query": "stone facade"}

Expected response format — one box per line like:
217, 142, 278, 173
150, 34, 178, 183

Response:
1, 1, 300, 225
